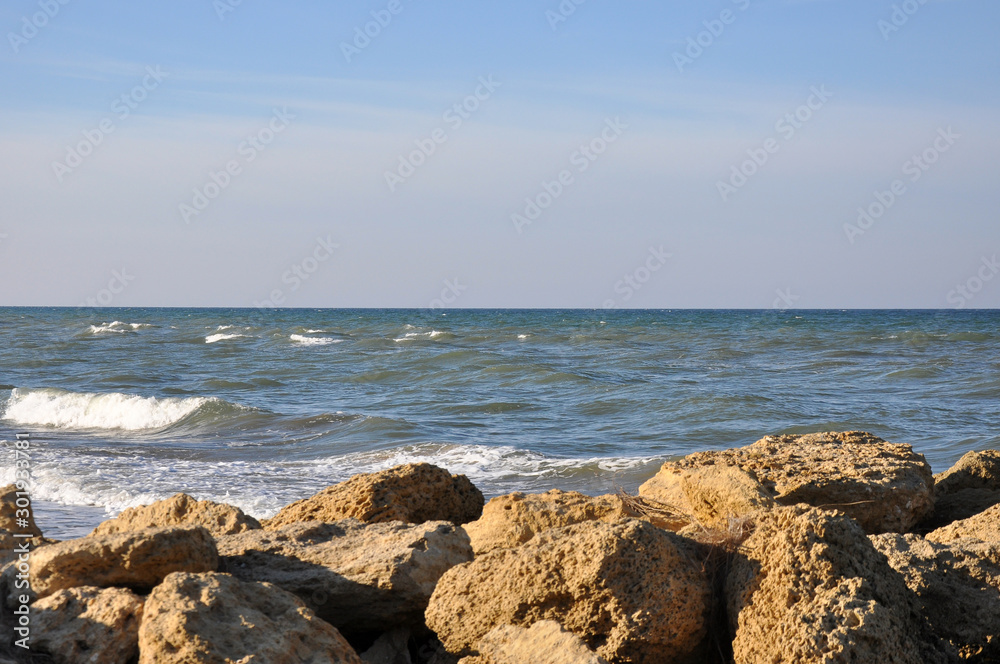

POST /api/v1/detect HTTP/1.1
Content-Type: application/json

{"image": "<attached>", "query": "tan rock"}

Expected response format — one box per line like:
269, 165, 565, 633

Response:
138, 571, 361, 664
426, 519, 711, 664
639, 464, 774, 530
93, 493, 260, 537
641, 431, 933, 533
458, 621, 609, 664
921, 488, 1000, 532
0, 484, 42, 537
31, 526, 218, 599
264, 463, 483, 529
359, 627, 412, 664
927, 503, 1000, 544
726, 505, 953, 664
0, 529, 54, 567
33, 586, 144, 664
463, 490, 626, 554
921, 451, 1000, 530
218, 519, 472, 635
871, 533, 1000, 661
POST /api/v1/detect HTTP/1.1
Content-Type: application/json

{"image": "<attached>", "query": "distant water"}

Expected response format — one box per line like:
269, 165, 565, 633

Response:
1, 308, 998, 539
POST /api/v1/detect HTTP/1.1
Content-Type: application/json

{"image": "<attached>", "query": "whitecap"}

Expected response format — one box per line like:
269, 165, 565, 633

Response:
290, 334, 342, 346
1, 388, 209, 431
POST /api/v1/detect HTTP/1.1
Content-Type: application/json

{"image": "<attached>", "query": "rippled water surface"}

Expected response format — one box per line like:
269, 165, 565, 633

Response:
1, 308, 997, 538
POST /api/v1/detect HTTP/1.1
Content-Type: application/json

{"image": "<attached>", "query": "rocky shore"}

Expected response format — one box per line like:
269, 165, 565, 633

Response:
1, 431, 999, 663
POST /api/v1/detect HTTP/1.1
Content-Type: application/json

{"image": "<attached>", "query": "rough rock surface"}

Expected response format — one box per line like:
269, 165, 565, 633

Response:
264, 463, 484, 529
33, 586, 144, 664
0, 529, 54, 567
921, 451, 1000, 530
927, 504, 1000, 544
458, 621, 609, 664
218, 519, 472, 634
463, 490, 626, 554
138, 571, 361, 664
426, 519, 711, 664
93, 493, 261, 537
872, 533, 1000, 661
726, 505, 952, 664
641, 431, 933, 533
30, 526, 218, 598
0, 484, 42, 537
638, 464, 773, 530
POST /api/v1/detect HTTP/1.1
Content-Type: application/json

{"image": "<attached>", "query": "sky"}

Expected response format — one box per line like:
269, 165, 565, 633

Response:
0, 0, 998, 308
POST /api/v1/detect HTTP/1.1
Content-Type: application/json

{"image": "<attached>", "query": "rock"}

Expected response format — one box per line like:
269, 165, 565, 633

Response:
0, 529, 54, 567
726, 505, 953, 664
458, 621, 609, 664
217, 519, 472, 635
265, 464, 484, 529
927, 504, 1000, 544
93, 493, 260, 537
921, 451, 1000, 530
33, 586, 144, 664
871, 533, 1000, 661
425, 519, 711, 664
138, 571, 361, 664
638, 464, 773, 530
30, 526, 218, 599
463, 490, 626, 555
641, 431, 933, 533
360, 627, 412, 664
0, 484, 42, 537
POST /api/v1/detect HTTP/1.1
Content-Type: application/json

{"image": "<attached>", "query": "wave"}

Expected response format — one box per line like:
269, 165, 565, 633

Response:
290, 334, 342, 346
2, 388, 215, 431
87, 321, 152, 334
205, 333, 249, 344
394, 330, 447, 342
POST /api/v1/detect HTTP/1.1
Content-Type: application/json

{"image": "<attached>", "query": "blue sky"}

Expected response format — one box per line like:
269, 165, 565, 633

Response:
1, 0, 998, 308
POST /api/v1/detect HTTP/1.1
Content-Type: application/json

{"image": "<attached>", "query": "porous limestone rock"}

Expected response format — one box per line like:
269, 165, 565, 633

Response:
872, 532, 1000, 661
922, 450, 1000, 530
0, 484, 42, 537
638, 463, 773, 530
726, 505, 953, 664
265, 463, 483, 528
138, 571, 361, 664
458, 621, 609, 664
92, 493, 260, 537
927, 503, 1000, 544
33, 586, 144, 664
218, 519, 472, 634
30, 526, 218, 598
641, 431, 933, 533
463, 490, 626, 555
426, 519, 711, 664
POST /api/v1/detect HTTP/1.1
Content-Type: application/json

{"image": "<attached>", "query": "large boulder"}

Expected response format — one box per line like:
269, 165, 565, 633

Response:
30, 526, 218, 598
0, 484, 42, 537
637, 464, 773, 530
872, 533, 1000, 661
217, 519, 472, 635
726, 505, 953, 664
33, 586, 144, 664
93, 493, 261, 537
138, 571, 361, 664
459, 621, 609, 664
264, 464, 483, 529
463, 490, 626, 555
426, 519, 711, 664
922, 451, 1000, 530
927, 504, 1000, 544
641, 431, 933, 533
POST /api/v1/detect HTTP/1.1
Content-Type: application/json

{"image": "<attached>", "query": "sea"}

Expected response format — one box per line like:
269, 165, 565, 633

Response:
1, 308, 997, 539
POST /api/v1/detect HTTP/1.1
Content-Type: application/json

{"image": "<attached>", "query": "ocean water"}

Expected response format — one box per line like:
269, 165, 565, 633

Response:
1, 308, 998, 539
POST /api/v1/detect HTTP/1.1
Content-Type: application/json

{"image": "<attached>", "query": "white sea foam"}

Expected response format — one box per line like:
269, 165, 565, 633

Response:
394, 330, 445, 342
205, 333, 248, 343
1, 388, 209, 431
518, 334, 530, 339
290, 334, 341, 346
88, 321, 151, 334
